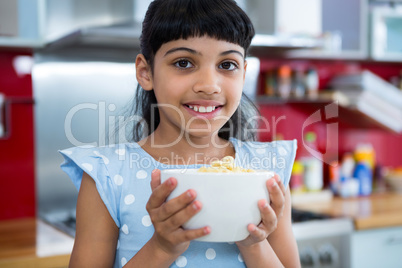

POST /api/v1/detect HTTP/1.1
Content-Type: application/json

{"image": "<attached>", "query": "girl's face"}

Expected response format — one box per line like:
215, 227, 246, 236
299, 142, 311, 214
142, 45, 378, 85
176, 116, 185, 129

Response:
139, 36, 247, 140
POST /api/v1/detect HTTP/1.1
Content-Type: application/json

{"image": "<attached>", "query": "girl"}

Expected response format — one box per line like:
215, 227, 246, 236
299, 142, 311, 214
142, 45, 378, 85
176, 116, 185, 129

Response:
60, 0, 300, 267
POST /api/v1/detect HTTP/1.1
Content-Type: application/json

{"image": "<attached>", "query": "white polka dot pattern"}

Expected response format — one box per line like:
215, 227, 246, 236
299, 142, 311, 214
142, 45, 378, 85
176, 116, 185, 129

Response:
136, 170, 147, 179
175, 256, 187, 267
121, 257, 127, 266
141, 215, 152, 227
124, 194, 135, 205
113, 174, 123, 186
238, 253, 244, 262
60, 138, 296, 267
121, 224, 129, 235
82, 163, 93, 172
278, 146, 288, 156
205, 248, 216, 260
115, 149, 126, 156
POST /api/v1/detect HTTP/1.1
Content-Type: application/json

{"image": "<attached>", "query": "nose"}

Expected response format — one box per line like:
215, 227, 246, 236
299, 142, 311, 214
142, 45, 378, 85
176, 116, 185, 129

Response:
193, 67, 221, 94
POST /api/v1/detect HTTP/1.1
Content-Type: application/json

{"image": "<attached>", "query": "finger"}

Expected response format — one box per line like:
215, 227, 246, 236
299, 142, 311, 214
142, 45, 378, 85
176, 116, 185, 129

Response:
258, 199, 277, 231
155, 200, 205, 240
246, 223, 268, 241
150, 169, 161, 192
157, 190, 198, 222
147, 176, 177, 211
273, 174, 286, 196
175, 226, 211, 244
267, 179, 285, 217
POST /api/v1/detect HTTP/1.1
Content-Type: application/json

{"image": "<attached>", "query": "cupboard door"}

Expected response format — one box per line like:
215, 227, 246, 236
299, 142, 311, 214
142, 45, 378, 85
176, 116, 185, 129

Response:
0, 51, 35, 220
351, 226, 402, 268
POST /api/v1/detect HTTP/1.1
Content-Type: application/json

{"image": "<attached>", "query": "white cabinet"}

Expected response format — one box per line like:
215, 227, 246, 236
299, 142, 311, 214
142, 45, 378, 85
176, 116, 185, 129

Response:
370, 4, 402, 62
0, 0, 42, 47
351, 226, 402, 268
246, 0, 322, 37
286, 0, 369, 60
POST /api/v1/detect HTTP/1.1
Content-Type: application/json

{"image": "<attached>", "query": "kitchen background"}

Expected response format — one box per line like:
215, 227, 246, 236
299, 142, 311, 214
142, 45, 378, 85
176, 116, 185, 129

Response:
1, 0, 402, 267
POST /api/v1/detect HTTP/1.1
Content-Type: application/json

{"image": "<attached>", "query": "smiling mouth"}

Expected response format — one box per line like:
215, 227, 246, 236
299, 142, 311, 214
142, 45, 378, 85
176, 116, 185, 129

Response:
185, 105, 221, 113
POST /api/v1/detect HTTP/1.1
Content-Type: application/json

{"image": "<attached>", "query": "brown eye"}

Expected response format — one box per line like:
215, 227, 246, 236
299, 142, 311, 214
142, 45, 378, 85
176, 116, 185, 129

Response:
175, 60, 193, 69
220, 62, 237, 70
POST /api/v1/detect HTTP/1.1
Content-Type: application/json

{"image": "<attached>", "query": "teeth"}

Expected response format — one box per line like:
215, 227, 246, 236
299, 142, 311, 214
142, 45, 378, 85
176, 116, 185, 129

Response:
187, 105, 217, 113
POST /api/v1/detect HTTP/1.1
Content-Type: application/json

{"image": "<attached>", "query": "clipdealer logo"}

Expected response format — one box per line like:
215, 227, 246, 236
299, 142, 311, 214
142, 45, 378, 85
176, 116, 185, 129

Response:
63, 102, 287, 149
301, 102, 339, 166
63, 101, 339, 165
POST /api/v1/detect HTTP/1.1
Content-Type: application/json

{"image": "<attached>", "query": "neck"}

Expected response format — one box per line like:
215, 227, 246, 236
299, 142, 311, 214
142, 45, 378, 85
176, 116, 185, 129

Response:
139, 129, 235, 165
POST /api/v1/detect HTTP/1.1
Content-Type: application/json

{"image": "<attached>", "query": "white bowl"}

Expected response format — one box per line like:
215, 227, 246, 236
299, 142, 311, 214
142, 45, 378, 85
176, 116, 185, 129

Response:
161, 169, 274, 242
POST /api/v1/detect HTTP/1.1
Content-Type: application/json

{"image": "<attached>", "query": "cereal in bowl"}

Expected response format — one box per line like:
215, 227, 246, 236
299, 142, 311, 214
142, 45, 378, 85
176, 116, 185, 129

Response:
198, 156, 255, 173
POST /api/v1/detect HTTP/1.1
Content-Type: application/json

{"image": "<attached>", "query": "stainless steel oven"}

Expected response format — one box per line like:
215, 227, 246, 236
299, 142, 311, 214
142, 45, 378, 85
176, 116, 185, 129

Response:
292, 209, 353, 268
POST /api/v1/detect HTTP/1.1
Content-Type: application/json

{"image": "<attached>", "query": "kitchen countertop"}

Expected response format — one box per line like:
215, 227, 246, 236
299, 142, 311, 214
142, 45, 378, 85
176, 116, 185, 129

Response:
1, 192, 401, 266
292, 191, 402, 230
0, 218, 73, 268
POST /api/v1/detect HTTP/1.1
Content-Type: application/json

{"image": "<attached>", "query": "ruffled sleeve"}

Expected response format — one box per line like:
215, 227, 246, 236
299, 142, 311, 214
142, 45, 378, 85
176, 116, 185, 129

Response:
59, 146, 121, 227
269, 139, 297, 188
233, 138, 298, 189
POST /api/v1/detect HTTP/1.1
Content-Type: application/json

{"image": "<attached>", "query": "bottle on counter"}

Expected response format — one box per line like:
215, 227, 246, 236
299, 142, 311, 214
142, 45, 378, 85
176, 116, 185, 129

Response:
298, 131, 323, 192
328, 160, 339, 193
373, 164, 387, 193
290, 160, 304, 193
354, 161, 373, 196
340, 153, 355, 181
337, 153, 359, 198
354, 143, 376, 171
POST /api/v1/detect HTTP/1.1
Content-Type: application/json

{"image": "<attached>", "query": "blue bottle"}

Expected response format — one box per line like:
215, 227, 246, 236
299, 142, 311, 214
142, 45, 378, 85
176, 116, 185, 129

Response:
353, 161, 373, 196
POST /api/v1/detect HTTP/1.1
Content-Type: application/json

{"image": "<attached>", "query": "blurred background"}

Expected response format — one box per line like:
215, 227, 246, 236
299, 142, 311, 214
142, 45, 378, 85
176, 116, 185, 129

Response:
1, 0, 402, 267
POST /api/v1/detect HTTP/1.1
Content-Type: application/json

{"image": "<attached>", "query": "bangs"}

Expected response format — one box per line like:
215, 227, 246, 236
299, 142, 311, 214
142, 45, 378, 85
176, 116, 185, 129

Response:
141, 0, 254, 61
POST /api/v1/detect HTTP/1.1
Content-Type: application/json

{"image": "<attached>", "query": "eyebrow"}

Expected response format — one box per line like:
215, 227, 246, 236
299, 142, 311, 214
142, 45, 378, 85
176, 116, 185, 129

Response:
220, 50, 244, 58
164, 47, 199, 57
164, 47, 244, 58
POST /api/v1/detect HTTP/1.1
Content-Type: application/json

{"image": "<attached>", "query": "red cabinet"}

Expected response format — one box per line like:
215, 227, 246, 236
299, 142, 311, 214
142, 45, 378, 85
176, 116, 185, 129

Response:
0, 51, 35, 220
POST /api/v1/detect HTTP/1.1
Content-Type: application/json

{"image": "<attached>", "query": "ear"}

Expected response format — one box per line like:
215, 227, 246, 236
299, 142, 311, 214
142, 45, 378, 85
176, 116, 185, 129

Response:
135, 54, 153, 91
243, 60, 248, 85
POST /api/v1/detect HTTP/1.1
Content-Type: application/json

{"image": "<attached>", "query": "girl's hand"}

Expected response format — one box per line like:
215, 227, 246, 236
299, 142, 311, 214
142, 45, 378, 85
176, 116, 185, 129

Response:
146, 169, 210, 257
236, 174, 286, 248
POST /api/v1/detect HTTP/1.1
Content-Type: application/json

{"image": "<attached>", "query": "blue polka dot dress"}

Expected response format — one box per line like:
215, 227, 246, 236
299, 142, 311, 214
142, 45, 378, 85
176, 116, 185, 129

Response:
60, 138, 297, 267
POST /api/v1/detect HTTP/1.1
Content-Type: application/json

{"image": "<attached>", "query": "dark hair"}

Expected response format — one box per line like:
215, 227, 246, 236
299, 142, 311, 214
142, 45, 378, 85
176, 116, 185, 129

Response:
131, 0, 259, 142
